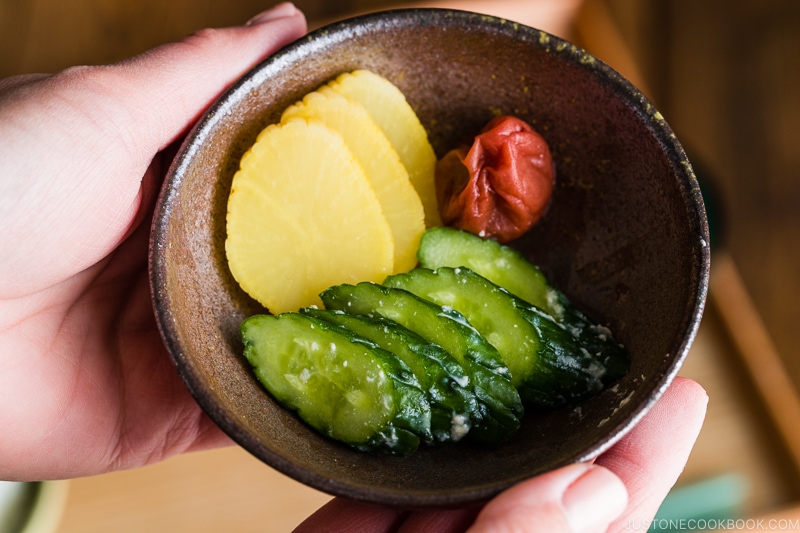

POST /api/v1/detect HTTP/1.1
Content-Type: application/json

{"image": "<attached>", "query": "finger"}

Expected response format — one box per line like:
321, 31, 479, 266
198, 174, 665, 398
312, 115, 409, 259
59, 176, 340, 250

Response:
1, 2, 306, 165
0, 3, 306, 297
397, 506, 480, 532
113, 1, 307, 152
467, 463, 628, 533
296, 464, 627, 533
295, 378, 702, 533
293, 498, 408, 533
597, 377, 708, 531
295, 499, 479, 533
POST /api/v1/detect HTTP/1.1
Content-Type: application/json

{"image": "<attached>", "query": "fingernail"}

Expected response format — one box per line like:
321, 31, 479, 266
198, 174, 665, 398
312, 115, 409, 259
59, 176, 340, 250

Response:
246, 2, 298, 26
562, 465, 628, 533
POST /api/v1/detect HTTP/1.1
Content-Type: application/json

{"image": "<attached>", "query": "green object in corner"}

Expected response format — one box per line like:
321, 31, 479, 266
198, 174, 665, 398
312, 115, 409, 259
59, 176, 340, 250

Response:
647, 473, 749, 532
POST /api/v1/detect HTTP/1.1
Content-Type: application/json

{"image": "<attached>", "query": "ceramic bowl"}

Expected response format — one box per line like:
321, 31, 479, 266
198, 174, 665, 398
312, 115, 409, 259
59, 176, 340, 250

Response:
149, 8, 710, 508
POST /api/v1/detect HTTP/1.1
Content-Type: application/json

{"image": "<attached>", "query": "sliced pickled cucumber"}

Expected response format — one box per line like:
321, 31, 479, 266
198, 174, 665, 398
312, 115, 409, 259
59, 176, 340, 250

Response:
513, 303, 608, 407
302, 307, 479, 443
384, 267, 538, 388
417, 227, 556, 316
385, 267, 611, 408
417, 227, 630, 383
320, 282, 522, 445
241, 313, 431, 455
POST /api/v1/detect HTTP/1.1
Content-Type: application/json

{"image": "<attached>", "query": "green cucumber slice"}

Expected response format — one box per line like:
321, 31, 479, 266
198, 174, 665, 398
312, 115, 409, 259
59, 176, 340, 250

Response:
514, 303, 608, 407
417, 227, 558, 317
384, 267, 539, 389
320, 282, 522, 445
386, 266, 612, 408
416, 227, 630, 384
302, 307, 479, 443
241, 313, 431, 455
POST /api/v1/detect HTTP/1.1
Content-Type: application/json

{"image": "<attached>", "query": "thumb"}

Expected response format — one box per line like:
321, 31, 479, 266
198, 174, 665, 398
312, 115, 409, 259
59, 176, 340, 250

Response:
468, 463, 628, 533
116, 1, 307, 153
0, 3, 306, 297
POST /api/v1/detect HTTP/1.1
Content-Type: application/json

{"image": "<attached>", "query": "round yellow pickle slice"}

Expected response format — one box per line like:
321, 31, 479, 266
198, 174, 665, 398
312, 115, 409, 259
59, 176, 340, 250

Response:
282, 88, 424, 274
327, 69, 441, 228
225, 118, 394, 314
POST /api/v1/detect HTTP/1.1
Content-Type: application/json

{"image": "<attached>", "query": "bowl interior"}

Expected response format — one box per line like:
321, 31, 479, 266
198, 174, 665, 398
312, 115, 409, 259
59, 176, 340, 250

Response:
150, 9, 709, 507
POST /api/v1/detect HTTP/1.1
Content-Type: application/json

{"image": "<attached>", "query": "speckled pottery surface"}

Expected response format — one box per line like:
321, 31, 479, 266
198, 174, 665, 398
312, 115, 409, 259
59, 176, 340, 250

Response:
149, 8, 710, 507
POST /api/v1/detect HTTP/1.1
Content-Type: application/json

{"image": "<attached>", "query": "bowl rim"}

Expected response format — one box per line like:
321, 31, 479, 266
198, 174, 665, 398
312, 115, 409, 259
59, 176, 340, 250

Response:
150, 7, 710, 507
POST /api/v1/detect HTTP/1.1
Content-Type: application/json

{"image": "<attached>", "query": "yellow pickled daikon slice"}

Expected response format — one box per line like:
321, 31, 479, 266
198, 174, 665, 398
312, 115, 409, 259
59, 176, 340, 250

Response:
327, 69, 441, 228
225, 118, 394, 314
282, 88, 424, 273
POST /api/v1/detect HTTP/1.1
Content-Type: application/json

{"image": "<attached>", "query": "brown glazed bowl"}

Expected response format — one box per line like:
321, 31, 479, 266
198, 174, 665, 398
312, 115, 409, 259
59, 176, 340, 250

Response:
149, 9, 710, 508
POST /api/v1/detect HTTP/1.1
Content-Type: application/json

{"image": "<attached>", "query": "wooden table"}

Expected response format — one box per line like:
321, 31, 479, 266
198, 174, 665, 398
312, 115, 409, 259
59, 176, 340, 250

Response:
55, 448, 331, 533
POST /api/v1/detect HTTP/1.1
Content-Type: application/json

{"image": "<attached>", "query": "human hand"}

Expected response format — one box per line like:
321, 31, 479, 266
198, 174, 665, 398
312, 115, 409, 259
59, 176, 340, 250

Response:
295, 377, 708, 533
0, 2, 306, 481
0, 5, 707, 533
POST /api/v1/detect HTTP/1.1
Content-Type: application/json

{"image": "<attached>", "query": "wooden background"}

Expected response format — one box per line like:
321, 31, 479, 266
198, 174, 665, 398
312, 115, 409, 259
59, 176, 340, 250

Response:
609, 0, 800, 391
3, 0, 800, 531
